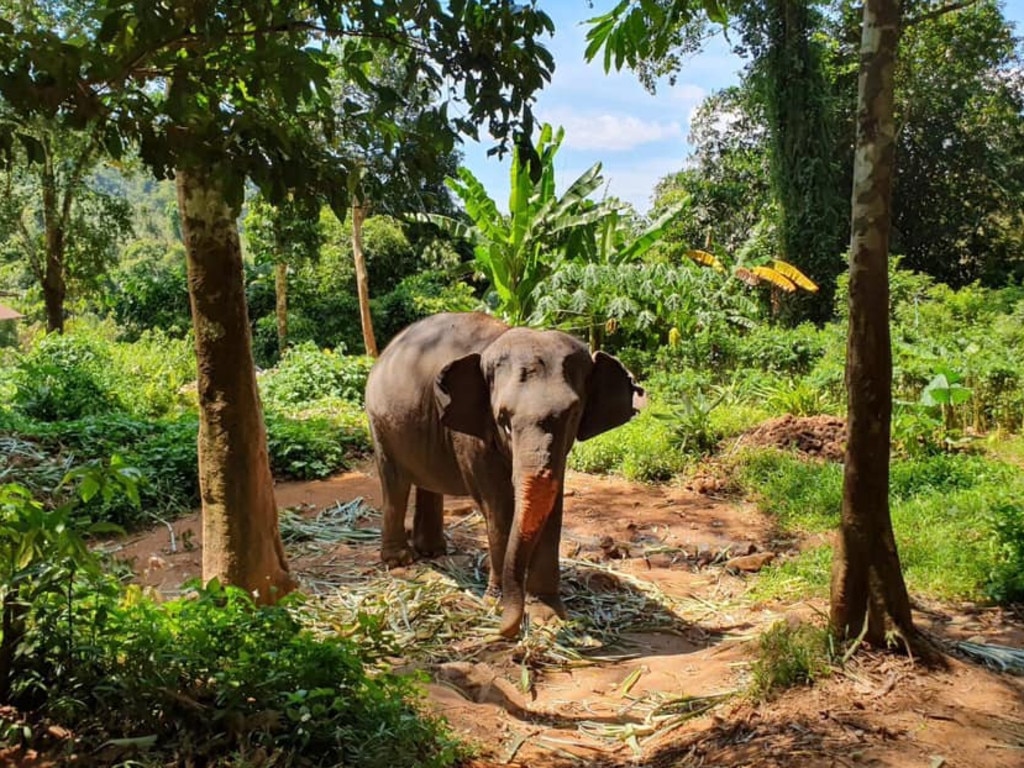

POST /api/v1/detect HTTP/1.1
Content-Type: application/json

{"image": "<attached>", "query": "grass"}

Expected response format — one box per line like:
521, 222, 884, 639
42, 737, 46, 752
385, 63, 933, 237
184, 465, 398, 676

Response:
748, 545, 832, 602
749, 620, 832, 700
736, 448, 1024, 603
987, 433, 1024, 467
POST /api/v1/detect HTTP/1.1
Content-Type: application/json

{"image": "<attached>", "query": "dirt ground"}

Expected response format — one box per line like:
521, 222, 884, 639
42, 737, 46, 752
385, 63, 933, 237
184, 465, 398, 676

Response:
110, 459, 1024, 768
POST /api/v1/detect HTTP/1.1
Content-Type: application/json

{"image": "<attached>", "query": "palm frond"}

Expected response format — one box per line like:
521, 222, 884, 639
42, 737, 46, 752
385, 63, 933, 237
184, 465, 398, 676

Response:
751, 266, 797, 292
686, 249, 725, 271
772, 260, 819, 292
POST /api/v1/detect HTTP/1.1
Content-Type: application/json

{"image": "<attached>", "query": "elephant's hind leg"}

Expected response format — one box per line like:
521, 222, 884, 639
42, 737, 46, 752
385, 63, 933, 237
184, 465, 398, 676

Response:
378, 455, 415, 567
412, 487, 446, 558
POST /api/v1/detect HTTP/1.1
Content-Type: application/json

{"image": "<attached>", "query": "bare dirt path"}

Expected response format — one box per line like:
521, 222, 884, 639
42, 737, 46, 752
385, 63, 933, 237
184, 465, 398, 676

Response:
113, 464, 1024, 768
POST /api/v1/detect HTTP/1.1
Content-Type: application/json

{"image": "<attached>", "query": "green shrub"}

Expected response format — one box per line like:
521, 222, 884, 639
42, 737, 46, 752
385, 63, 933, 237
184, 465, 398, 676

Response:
570, 407, 686, 482
732, 322, 827, 375
108, 254, 191, 340
986, 494, 1024, 602
10, 572, 463, 766
11, 333, 122, 421
372, 271, 479, 345
261, 342, 374, 406
265, 411, 351, 480
888, 453, 991, 500
2, 405, 364, 527
105, 328, 196, 417
7, 327, 194, 422
656, 389, 726, 458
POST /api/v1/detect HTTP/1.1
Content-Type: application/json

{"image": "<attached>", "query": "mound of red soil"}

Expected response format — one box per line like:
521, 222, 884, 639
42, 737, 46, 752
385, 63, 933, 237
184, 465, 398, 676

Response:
737, 414, 846, 461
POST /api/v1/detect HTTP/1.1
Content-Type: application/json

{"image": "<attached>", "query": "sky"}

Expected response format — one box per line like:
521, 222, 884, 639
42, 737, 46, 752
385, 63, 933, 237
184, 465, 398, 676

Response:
459, 0, 1024, 216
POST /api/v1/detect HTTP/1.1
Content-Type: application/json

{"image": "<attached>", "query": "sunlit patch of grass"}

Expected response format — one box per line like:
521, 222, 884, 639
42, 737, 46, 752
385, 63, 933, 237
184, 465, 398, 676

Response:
748, 546, 831, 603
732, 448, 843, 532
735, 448, 1024, 603
710, 403, 773, 440
987, 433, 1024, 468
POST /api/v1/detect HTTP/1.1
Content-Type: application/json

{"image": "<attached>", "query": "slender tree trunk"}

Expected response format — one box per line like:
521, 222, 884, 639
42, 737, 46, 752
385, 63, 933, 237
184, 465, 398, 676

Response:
588, 322, 604, 354
42, 239, 66, 334
351, 202, 378, 357
830, 0, 936, 662
41, 156, 66, 334
176, 166, 294, 604
0, 594, 27, 702
274, 260, 288, 355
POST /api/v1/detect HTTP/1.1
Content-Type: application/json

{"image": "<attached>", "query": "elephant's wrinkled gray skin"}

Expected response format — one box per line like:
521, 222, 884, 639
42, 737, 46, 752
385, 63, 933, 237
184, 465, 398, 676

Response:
365, 312, 643, 637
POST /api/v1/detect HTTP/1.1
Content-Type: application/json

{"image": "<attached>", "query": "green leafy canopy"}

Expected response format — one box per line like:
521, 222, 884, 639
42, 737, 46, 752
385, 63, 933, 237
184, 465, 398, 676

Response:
0, 1, 556, 215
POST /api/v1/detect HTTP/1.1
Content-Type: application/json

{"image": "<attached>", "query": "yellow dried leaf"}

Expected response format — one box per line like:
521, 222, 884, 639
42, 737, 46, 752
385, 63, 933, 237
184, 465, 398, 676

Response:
686, 249, 725, 272
752, 266, 797, 292
772, 260, 819, 292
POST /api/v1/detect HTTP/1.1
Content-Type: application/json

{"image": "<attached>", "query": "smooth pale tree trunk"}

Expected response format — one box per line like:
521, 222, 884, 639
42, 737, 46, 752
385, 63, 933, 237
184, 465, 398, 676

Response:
351, 202, 378, 357
176, 166, 295, 603
274, 260, 288, 355
830, 0, 937, 662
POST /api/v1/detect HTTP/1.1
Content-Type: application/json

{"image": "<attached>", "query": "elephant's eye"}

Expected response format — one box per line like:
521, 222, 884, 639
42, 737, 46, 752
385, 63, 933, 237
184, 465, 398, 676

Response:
497, 410, 512, 438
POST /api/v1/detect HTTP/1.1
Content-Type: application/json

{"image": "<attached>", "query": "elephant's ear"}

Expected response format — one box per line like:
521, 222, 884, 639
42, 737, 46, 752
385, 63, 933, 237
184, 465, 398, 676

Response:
435, 353, 492, 440
577, 352, 645, 441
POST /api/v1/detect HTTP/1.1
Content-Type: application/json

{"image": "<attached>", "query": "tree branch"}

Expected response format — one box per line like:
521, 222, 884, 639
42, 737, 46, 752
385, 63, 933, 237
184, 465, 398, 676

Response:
905, 0, 980, 27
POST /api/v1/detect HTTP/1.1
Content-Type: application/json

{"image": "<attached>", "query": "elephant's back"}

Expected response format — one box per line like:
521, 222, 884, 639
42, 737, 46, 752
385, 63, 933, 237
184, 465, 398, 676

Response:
365, 312, 507, 414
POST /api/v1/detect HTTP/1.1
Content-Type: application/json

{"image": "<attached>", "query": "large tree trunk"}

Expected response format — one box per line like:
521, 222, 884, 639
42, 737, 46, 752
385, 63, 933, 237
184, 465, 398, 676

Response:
830, 0, 935, 661
176, 166, 295, 604
351, 202, 378, 357
274, 259, 288, 355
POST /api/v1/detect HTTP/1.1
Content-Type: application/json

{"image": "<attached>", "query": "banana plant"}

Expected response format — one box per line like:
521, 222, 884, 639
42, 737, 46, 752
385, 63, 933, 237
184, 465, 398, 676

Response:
414, 124, 606, 325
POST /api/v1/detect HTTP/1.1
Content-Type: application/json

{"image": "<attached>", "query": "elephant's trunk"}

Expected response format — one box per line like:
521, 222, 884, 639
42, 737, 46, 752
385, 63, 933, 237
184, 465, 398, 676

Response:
499, 467, 561, 638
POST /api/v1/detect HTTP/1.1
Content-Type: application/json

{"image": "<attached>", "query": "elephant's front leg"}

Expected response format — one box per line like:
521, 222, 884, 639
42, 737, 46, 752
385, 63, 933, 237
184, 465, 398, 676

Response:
480, 491, 514, 597
525, 491, 568, 624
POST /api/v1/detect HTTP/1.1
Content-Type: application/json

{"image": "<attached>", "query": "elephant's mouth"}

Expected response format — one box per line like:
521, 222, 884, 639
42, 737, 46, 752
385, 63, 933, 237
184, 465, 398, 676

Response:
518, 469, 560, 541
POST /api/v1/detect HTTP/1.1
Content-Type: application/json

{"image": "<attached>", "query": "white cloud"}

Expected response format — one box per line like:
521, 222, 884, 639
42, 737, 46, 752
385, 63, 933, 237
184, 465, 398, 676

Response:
670, 83, 707, 103
554, 157, 683, 213
536, 109, 684, 151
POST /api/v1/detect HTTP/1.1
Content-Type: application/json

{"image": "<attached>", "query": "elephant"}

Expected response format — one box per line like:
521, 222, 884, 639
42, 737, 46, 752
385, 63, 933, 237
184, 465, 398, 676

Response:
364, 312, 644, 637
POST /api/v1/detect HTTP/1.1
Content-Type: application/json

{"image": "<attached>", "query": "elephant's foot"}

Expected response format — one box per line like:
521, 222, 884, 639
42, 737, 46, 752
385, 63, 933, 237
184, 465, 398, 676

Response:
499, 603, 523, 638
498, 594, 566, 638
381, 542, 415, 567
411, 531, 447, 559
526, 594, 568, 624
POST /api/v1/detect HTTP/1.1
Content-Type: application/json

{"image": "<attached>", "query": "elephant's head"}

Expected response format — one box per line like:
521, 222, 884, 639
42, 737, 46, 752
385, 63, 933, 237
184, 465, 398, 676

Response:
434, 327, 644, 636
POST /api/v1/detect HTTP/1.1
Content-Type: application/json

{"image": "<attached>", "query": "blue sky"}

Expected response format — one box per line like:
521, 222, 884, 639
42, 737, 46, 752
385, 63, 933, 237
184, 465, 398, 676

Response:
460, 0, 1024, 215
